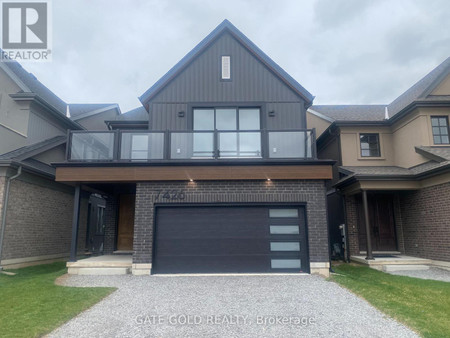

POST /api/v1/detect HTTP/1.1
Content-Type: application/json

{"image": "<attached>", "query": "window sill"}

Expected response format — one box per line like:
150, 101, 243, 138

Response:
356, 156, 386, 161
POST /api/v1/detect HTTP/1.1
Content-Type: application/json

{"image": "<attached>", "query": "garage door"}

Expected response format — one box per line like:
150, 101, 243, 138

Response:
153, 206, 309, 274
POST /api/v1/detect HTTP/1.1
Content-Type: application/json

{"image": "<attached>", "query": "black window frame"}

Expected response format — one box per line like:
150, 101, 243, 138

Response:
192, 106, 262, 131
192, 106, 263, 158
360, 133, 381, 157
431, 116, 450, 145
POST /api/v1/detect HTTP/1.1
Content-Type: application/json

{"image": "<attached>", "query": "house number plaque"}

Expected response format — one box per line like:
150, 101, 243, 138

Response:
154, 190, 186, 201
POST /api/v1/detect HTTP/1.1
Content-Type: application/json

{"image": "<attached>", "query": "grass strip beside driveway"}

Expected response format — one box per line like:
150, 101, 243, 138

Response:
0, 262, 115, 338
331, 264, 450, 338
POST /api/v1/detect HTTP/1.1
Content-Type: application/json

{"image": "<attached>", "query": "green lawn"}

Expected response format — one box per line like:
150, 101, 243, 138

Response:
0, 262, 115, 338
331, 263, 450, 338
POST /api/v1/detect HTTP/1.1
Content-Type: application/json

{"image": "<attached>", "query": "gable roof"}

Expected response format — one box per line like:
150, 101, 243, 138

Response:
0, 56, 83, 130
104, 106, 149, 130
312, 57, 450, 126
68, 103, 120, 120
139, 20, 314, 106
0, 135, 67, 177
0, 136, 66, 160
388, 57, 450, 117
310, 105, 387, 122
415, 146, 450, 162
116, 106, 148, 121
0, 57, 67, 115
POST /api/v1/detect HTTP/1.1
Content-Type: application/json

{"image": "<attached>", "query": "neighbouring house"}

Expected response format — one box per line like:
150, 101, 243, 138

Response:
0, 57, 123, 268
307, 57, 450, 268
55, 20, 334, 277
69, 103, 121, 130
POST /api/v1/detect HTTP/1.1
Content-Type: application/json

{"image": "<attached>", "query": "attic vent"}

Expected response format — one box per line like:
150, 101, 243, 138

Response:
221, 56, 231, 80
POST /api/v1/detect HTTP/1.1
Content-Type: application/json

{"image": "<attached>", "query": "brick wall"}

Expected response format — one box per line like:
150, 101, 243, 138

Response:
1, 178, 88, 261
133, 180, 329, 265
399, 182, 450, 262
344, 195, 360, 256
0, 177, 5, 226
103, 195, 118, 254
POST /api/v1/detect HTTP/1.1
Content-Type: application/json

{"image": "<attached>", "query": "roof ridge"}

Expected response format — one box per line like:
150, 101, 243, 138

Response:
388, 57, 450, 116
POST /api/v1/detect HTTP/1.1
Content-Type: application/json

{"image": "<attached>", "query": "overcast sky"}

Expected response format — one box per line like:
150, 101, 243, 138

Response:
22, 0, 450, 112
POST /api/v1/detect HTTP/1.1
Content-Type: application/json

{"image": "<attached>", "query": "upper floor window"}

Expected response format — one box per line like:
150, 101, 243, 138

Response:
221, 56, 231, 80
360, 133, 380, 157
193, 107, 261, 158
431, 116, 449, 144
193, 107, 260, 131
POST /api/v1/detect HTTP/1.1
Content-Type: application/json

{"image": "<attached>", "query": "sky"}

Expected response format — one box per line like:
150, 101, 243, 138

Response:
21, 0, 450, 113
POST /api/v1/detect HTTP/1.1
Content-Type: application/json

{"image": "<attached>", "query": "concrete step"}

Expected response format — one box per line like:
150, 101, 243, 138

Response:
383, 264, 430, 272
68, 267, 131, 275
113, 250, 133, 255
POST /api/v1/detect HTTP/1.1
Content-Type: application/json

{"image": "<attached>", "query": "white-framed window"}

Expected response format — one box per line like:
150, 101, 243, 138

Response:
221, 56, 231, 80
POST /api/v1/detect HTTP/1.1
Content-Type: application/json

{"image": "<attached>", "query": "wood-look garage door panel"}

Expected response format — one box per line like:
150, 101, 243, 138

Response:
153, 206, 309, 274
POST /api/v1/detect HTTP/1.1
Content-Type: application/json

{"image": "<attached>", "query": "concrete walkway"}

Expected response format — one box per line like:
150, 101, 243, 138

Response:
50, 274, 418, 338
388, 267, 450, 282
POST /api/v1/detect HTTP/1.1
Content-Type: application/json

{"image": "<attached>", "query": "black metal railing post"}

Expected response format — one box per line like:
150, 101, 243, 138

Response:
311, 128, 317, 159
165, 130, 171, 160
65, 130, 71, 161
262, 129, 268, 159
214, 130, 219, 159
112, 130, 120, 161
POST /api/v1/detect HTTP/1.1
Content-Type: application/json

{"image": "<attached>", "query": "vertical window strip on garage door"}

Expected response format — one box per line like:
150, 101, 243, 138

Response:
268, 208, 305, 272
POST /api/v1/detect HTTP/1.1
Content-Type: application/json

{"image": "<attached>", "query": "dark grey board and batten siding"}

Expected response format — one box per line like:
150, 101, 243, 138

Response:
148, 32, 307, 131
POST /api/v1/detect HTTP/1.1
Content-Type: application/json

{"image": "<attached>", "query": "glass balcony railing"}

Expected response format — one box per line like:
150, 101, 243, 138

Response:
69, 132, 115, 161
268, 130, 312, 159
67, 129, 316, 162
120, 132, 165, 160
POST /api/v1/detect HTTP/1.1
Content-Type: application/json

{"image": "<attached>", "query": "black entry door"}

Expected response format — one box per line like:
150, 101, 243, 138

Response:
153, 206, 309, 274
86, 196, 106, 254
357, 193, 397, 252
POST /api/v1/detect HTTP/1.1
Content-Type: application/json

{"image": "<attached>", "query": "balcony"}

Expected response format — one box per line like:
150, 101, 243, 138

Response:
67, 129, 317, 162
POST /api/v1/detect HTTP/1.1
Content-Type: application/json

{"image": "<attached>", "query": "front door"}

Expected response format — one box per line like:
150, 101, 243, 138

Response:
357, 193, 397, 252
117, 194, 135, 251
86, 195, 106, 254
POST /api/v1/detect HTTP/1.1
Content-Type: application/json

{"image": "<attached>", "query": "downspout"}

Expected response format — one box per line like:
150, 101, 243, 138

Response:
0, 166, 22, 270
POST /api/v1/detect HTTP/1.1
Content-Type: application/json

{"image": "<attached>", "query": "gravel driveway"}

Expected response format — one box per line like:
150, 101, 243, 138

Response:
50, 274, 418, 338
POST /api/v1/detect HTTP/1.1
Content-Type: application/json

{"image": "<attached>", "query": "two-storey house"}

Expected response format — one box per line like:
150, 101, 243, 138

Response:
56, 20, 334, 277
0, 57, 121, 268
308, 57, 450, 269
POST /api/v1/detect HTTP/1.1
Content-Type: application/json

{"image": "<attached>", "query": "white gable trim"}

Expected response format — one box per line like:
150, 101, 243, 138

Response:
307, 108, 335, 123
70, 104, 120, 121
0, 62, 31, 92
